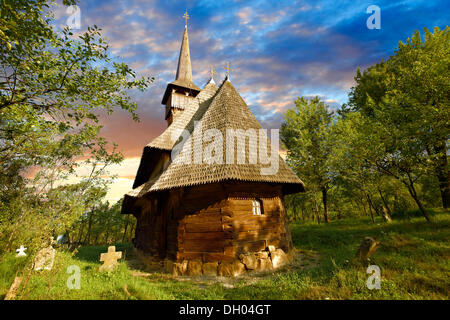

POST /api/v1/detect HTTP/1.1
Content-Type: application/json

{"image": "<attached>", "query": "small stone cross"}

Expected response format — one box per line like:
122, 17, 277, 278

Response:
99, 246, 122, 272
16, 245, 27, 257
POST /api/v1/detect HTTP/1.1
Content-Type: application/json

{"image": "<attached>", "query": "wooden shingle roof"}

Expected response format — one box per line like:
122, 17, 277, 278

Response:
126, 79, 305, 199
131, 80, 218, 188
149, 81, 218, 151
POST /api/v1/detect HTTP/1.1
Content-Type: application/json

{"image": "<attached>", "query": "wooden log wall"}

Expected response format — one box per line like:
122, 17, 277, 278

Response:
133, 197, 159, 255
176, 183, 231, 262
175, 182, 293, 262
133, 181, 294, 262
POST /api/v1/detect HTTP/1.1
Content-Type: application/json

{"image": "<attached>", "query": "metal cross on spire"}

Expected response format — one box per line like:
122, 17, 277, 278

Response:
224, 61, 232, 80
183, 9, 190, 27
209, 65, 216, 78
208, 65, 217, 84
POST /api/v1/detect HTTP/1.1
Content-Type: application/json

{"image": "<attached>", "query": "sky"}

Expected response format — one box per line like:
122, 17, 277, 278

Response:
52, 0, 448, 202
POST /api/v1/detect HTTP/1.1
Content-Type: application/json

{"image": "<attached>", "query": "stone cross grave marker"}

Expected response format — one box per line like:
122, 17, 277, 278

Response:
16, 245, 27, 257
99, 246, 122, 272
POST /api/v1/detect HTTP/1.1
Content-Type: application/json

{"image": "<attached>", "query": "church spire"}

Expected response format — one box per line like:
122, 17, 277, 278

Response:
175, 21, 193, 83
161, 10, 201, 126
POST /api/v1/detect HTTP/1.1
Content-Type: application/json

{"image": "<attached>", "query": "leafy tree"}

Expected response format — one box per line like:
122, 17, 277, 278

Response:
71, 199, 135, 245
331, 112, 393, 223
0, 0, 152, 253
347, 27, 449, 212
282, 29, 446, 224
281, 97, 334, 223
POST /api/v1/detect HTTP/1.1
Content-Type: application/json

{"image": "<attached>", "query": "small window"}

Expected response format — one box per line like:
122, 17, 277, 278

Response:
252, 199, 263, 215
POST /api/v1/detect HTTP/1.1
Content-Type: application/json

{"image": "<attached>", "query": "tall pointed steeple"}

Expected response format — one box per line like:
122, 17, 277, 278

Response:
162, 11, 201, 126
175, 26, 193, 84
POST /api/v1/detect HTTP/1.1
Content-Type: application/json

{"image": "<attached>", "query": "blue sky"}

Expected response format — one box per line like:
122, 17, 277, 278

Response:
50, 0, 448, 201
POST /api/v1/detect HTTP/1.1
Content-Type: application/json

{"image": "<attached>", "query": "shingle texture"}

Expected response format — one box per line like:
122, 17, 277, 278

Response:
127, 79, 305, 199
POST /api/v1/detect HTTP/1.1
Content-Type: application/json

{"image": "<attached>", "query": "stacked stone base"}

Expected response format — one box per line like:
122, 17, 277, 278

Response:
164, 246, 294, 277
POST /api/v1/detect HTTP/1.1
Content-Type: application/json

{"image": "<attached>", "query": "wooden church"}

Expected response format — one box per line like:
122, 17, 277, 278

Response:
121, 19, 305, 276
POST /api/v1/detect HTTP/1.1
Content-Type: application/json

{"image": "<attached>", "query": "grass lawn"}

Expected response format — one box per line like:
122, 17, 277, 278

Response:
1, 210, 449, 300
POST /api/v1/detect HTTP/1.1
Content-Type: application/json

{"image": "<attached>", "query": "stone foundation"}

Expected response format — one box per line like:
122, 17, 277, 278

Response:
162, 246, 294, 277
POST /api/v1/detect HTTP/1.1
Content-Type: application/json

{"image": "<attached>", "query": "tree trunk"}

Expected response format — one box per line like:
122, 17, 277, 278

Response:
437, 170, 450, 209
378, 187, 392, 223
437, 174, 450, 208
122, 218, 129, 243
66, 232, 71, 246
336, 204, 342, 220
431, 141, 450, 209
359, 197, 371, 221
366, 194, 381, 217
407, 183, 432, 222
365, 194, 375, 223
129, 223, 135, 242
361, 199, 367, 216
435, 159, 450, 209
321, 187, 329, 223
77, 222, 84, 244
312, 193, 320, 224
84, 210, 93, 245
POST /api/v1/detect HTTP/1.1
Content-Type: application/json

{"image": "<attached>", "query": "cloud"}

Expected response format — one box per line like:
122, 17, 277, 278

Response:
236, 7, 252, 25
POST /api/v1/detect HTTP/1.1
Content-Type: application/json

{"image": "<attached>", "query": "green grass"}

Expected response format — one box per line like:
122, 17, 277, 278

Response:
1, 211, 449, 300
